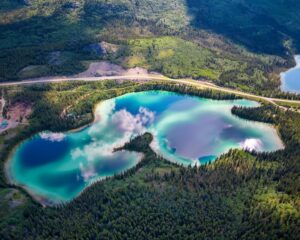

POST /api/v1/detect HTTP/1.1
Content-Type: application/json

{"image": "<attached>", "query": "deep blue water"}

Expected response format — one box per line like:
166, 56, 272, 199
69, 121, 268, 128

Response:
8, 91, 284, 203
281, 55, 300, 93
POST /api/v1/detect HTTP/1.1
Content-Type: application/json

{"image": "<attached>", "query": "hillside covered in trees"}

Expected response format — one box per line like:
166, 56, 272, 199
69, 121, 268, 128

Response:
1, 1, 300, 239
0, 0, 299, 95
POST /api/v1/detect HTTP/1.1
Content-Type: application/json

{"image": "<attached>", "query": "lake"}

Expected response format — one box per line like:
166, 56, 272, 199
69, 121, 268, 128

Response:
7, 91, 284, 203
281, 55, 300, 93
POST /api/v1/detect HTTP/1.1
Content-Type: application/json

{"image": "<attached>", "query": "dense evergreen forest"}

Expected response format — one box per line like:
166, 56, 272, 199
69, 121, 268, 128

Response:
0, 81, 299, 239
0, 0, 299, 95
1, 1, 300, 239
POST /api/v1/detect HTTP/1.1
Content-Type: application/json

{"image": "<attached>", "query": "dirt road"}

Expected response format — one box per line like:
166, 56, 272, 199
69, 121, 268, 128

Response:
1, 75, 300, 110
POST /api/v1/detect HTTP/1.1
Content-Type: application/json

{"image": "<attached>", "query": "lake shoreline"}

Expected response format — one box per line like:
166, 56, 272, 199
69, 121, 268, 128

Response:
3, 101, 106, 206
280, 55, 300, 93
4, 100, 144, 207
4, 90, 286, 206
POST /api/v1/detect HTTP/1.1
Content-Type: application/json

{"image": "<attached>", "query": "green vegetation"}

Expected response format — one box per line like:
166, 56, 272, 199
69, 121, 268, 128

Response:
187, 0, 300, 54
0, 0, 299, 96
0, 80, 299, 239
122, 37, 286, 93
1, 0, 300, 238
0, 80, 240, 183
0, 0, 25, 12
232, 105, 279, 124
274, 100, 300, 111
123, 37, 219, 80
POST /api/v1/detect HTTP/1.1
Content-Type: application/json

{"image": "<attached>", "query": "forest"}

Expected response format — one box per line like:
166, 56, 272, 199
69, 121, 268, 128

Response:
0, 80, 299, 239
0, 0, 299, 96
1, 1, 300, 239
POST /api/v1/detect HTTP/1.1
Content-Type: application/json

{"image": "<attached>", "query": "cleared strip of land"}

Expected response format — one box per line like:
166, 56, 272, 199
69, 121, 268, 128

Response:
1, 75, 300, 110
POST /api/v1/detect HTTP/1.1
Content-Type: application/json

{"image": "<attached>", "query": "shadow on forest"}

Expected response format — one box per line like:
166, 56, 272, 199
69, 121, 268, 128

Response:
185, 0, 300, 55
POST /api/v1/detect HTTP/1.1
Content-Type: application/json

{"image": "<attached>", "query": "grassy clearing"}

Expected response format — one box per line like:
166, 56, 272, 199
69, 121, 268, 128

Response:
274, 100, 300, 110
121, 36, 282, 94
123, 37, 220, 79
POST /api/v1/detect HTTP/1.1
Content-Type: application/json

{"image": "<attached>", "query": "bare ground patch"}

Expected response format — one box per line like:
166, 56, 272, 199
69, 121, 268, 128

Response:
0, 101, 32, 134
74, 61, 162, 78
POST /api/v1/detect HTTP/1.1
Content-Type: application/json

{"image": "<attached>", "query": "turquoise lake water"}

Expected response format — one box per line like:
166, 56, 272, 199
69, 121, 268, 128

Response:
281, 55, 300, 93
8, 91, 284, 203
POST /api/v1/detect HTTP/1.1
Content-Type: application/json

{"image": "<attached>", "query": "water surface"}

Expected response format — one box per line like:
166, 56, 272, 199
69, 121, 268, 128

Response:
281, 55, 300, 93
8, 91, 284, 203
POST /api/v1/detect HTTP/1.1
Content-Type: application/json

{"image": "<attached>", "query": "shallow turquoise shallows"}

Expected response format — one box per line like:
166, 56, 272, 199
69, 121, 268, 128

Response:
281, 55, 300, 93
8, 91, 284, 203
